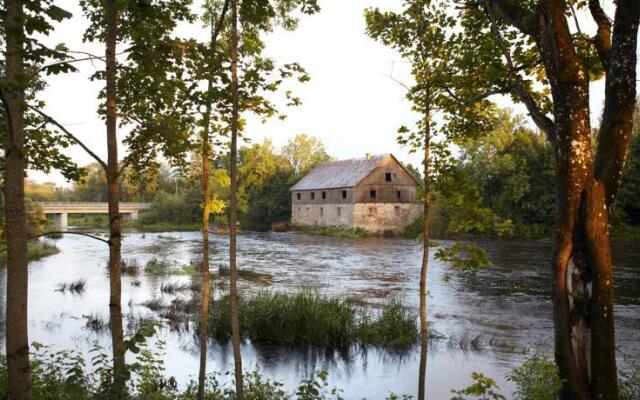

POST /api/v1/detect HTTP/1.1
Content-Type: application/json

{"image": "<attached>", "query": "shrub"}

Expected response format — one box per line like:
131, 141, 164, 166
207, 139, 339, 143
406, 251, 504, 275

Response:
508, 355, 563, 400
619, 359, 640, 400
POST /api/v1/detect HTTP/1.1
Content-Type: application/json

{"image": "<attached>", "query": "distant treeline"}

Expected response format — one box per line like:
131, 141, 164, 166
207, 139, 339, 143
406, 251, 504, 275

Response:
19, 110, 640, 239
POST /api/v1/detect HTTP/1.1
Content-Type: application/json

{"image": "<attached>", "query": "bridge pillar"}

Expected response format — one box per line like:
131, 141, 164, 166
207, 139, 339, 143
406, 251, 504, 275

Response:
54, 213, 68, 231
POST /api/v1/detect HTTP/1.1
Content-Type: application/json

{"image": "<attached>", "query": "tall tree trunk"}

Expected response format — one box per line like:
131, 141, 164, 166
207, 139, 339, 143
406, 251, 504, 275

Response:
105, 0, 125, 396
534, 1, 637, 398
418, 100, 431, 400
229, 0, 244, 398
197, 78, 213, 400
3, 1, 30, 398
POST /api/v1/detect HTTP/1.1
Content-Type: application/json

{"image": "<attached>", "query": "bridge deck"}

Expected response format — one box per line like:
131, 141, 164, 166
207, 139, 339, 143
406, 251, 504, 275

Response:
39, 202, 151, 214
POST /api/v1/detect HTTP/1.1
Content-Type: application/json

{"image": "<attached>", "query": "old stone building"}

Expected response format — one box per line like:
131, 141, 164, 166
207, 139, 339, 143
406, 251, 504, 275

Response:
290, 154, 421, 232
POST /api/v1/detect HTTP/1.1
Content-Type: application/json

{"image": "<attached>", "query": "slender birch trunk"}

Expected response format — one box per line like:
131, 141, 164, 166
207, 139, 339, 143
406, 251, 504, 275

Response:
418, 96, 431, 400
197, 76, 214, 400
229, 0, 244, 397
105, 0, 125, 395
3, 1, 30, 397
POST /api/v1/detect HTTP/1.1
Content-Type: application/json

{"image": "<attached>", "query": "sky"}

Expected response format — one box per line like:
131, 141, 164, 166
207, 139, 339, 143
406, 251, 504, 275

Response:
28, 0, 632, 186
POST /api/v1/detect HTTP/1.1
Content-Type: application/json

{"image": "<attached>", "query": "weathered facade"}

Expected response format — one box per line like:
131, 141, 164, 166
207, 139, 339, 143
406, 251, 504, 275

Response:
290, 154, 421, 232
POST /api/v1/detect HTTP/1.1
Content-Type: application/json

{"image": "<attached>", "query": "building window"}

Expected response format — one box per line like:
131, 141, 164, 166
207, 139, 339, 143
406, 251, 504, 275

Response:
297, 206, 301, 215
311, 192, 315, 200
369, 190, 377, 199
395, 206, 401, 216
320, 207, 324, 217
296, 193, 301, 200
397, 190, 402, 200
337, 207, 341, 217
385, 172, 392, 182
368, 207, 376, 216
322, 191, 327, 200
342, 190, 347, 199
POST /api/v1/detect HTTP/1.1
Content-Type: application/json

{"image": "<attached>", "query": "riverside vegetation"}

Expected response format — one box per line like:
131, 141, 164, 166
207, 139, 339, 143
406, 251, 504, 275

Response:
0, 331, 638, 400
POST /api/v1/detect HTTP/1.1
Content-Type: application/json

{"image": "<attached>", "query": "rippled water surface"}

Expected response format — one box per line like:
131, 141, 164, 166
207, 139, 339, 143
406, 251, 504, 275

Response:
0, 230, 638, 399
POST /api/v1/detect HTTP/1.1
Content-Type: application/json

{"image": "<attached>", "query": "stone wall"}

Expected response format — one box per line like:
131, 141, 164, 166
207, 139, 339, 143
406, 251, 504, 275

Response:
353, 203, 421, 232
291, 202, 421, 233
291, 203, 355, 228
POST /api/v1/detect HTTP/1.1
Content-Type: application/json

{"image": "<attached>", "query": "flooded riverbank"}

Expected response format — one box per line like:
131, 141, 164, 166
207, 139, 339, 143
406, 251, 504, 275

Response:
1, 230, 638, 398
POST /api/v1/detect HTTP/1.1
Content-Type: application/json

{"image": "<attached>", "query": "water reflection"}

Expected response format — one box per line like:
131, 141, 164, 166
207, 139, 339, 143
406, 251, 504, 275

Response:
0, 231, 637, 398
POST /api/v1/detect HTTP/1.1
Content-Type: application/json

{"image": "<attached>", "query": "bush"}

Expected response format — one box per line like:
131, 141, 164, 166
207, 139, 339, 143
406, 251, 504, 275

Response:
508, 355, 562, 400
620, 359, 640, 400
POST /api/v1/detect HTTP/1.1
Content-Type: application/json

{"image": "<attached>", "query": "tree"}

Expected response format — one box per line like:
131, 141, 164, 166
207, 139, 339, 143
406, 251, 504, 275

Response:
449, 1, 639, 398
80, 0, 193, 394
365, 3, 460, 399
1, 1, 79, 397
281, 133, 330, 176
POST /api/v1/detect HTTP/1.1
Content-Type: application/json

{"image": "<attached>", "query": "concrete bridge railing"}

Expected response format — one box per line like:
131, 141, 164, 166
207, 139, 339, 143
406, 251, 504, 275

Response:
38, 202, 151, 230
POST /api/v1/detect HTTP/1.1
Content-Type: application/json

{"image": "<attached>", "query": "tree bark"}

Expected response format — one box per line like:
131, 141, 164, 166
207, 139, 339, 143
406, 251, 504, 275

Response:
418, 98, 431, 400
535, 1, 637, 398
105, 0, 125, 396
197, 78, 214, 400
3, 1, 31, 398
229, 0, 244, 398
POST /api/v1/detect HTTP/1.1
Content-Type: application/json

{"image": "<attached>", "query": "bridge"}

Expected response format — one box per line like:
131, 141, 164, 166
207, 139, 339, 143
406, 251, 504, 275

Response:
39, 202, 151, 230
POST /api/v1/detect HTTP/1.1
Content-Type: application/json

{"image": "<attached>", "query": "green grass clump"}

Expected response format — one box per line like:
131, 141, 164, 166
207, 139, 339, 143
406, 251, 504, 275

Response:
206, 291, 418, 349
218, 266, 273, 285
359, 299, 419, 348
143, 258, 172, 275
134, 222, 200, 232
27, 241, 60, 261
293, 226, 369, 239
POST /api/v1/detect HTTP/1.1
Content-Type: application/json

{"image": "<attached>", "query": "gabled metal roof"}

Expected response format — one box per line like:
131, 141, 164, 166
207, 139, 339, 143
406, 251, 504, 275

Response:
290, 154, 390, 191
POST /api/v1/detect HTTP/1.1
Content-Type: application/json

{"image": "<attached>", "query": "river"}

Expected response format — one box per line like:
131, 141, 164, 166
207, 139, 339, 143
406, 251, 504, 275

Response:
1, 230, 638, 398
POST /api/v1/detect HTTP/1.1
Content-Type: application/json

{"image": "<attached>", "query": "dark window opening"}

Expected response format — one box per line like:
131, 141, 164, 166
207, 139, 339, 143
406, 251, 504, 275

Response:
395, 206, 401, 216
311, 192, 315, 200
369, 190, 377, 199
320, 207, 324, 217
296, 193, 301, 200
322, 191, 326, 200
337, 207, 341, 217
368, 207, 376, 216
397, 190, 402, 200
342, 190, 347, 199
385, 172, 392, 182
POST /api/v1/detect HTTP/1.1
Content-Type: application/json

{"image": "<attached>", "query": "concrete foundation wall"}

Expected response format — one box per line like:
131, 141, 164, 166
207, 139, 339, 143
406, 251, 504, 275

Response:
353, 203, 421, 232
291, 202, 421, 233
291, 203, 354, 228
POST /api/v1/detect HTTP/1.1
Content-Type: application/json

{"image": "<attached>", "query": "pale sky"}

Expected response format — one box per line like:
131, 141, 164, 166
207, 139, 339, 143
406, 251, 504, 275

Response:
28, 1, 632, 186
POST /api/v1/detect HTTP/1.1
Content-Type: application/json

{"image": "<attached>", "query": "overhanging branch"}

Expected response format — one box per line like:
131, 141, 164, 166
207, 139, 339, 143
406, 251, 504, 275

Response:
484, 4, 556, 145
28, 104, 108, 171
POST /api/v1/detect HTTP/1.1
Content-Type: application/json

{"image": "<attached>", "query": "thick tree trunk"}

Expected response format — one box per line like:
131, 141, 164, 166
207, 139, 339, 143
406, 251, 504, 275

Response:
197, 83, 213, 400
418, 103, 431, 400
534, 2, 631, 397
229, 0, 244, 398
105, 0, 125, 396
3, 1, 30, 398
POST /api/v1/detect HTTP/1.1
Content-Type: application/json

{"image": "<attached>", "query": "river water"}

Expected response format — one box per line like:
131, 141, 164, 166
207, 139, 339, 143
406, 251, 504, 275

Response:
0, 230, 638, 398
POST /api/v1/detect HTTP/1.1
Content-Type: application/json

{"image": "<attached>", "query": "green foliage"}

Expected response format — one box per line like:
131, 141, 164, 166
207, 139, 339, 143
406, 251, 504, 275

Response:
26, 240, 60, 262
141, 189, 202, 226
206, 291, 418, 349
293, 226, 369, 239
508, 355, 563, 400
450, 372, 506, 400
281, 134, 331, 176
619, 359, 640, 400
295, 370, 343, 400
435, 242, 491, 273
